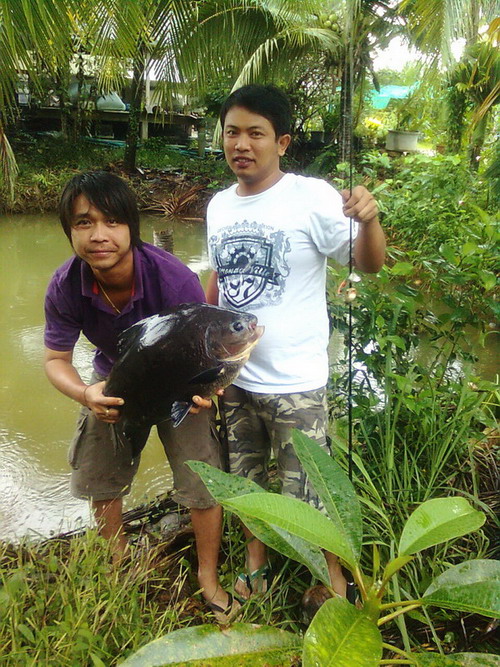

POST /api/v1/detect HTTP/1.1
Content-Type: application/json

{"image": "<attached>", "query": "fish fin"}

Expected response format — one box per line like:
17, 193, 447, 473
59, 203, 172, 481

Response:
116, 322, 145, 356
123, 422, 151, 459
171, 401, 193, 428
187, 365, 225, 385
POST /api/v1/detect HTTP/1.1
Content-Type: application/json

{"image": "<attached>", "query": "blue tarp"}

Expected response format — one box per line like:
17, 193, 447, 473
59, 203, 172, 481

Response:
369, 84, 417, 109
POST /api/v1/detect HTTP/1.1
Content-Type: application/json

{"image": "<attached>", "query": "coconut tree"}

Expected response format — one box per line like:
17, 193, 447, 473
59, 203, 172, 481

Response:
0, 1, 399, 181
84, 1, 306, 171
398, 0, 498, 65
88, 1, 197, 172
184, 0, 399, 160
0, 0, 129, 196
396, 1, 498, 160
108, 0, 334, 171
446, 21, 500, 167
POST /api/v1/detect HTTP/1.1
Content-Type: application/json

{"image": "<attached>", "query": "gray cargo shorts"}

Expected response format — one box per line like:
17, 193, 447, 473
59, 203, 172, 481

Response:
68, 373, 223, 508
221, 384, 330, 509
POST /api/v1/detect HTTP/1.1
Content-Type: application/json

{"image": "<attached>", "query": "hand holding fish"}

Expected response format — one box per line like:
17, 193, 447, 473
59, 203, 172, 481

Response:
341, 185, 378, 225
191, 389, 225, 413
84, 380, 124, 423
104, 304, 263, 457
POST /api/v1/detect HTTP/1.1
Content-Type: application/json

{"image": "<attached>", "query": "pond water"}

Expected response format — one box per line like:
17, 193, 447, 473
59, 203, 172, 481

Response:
0, 212, 495, 543
0, 212, 212, 542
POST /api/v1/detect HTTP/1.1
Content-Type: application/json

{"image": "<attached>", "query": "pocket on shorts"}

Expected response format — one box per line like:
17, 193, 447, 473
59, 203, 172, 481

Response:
68, 409, 89, 469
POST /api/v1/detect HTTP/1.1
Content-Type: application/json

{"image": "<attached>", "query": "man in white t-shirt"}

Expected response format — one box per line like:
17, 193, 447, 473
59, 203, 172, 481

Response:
206, 84, 386, 601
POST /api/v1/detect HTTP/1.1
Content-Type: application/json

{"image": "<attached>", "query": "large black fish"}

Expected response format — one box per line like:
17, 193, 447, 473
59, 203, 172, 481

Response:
104, 303, 263, 456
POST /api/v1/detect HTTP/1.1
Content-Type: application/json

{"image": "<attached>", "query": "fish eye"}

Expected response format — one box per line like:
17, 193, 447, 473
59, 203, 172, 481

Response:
232, 321, 244, 332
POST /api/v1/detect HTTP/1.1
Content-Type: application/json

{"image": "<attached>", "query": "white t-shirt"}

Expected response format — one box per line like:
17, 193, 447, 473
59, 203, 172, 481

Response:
207, 173, 357, 393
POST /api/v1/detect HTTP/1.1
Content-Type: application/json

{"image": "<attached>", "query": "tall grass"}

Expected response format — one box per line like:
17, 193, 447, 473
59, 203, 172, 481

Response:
0, 532, 198, 666
327, 263, 498, 651
0, 517, 312, 666
329, 270, 498, 537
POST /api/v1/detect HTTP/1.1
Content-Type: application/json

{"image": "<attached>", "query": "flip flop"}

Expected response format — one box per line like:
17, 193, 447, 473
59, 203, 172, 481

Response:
204, 592, 241, 624
235, 562, 273, 601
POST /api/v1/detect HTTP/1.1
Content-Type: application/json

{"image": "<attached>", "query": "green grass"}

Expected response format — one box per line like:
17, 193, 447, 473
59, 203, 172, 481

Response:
1, 134, 233, 213
0, 532, 199, 666
0, 518, 311, 666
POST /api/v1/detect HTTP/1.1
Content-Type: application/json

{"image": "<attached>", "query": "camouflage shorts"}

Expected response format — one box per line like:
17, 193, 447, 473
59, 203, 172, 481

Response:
221, 385, 331, 509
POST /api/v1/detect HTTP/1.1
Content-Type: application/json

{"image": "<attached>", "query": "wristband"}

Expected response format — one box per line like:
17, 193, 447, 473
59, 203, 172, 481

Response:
83, 386, 90, 407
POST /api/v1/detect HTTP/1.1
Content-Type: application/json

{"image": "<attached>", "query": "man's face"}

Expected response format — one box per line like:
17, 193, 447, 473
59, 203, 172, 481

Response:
223, 106, 290, 195
70, 194, 133, 276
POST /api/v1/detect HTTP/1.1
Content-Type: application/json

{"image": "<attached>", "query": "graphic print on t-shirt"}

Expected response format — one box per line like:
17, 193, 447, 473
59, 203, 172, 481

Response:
210, 220, 291, 309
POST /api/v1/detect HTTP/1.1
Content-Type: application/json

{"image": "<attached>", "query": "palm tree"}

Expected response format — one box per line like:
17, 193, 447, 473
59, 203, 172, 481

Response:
398, 0, 498, 65
397, 0, 498, 161
89, 1, 196, 171
0, 0, 134, 193
447, 21, 499, 166
87, 1, 308, 171
186, 0, 399, 160
110, 1, 335, 171
0, 0, 80, 197
1, 1, 399, 183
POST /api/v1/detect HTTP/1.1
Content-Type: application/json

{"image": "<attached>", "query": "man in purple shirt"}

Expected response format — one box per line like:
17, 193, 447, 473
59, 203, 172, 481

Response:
44, 171, 236, 622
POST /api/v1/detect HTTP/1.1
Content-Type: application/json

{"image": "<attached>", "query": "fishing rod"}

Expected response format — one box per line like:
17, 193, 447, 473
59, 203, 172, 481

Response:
341, 6, 358, 606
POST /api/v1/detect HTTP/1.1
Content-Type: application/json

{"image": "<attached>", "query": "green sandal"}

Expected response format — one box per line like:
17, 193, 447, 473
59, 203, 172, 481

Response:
236, 562, 273, 601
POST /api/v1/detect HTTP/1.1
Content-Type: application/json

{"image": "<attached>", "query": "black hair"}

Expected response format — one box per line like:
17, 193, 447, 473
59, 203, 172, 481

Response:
219, 84, 292, 138
59, 171, 141, 247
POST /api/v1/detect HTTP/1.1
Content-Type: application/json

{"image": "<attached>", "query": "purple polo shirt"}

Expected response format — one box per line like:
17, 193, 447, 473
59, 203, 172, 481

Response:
44, 242, 205, 376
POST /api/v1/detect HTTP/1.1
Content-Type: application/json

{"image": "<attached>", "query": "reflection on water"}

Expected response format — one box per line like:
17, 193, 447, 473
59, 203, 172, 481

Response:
0, 212, 211, 542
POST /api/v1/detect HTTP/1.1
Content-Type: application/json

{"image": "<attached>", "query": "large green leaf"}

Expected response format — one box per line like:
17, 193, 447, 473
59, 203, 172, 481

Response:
399, 498, 485, 556
412, 653, 500, 666
188, 461, 330, 585
422, 559, 500, 619
243, 518, 331, 586
225, 494, 356, 570
187, 460, 269, 501
292, 430, 362, 562
120, 623, 302, 666
303, 597, 382, 667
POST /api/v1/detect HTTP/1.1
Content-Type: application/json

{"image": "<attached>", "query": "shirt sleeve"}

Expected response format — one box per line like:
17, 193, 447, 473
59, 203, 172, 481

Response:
44, 289, 82, 351
307, 180, 358, 265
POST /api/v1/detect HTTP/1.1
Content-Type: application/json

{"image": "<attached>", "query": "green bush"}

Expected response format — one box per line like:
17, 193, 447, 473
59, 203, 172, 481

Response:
0, 533, 196, 666
373, 153, 483, 252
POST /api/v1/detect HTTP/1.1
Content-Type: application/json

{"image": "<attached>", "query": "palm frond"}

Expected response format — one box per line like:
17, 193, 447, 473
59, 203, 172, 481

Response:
0, 118, 18, 202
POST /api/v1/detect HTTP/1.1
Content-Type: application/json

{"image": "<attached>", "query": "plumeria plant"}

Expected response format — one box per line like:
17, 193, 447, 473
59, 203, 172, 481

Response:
122, 431, 499, 666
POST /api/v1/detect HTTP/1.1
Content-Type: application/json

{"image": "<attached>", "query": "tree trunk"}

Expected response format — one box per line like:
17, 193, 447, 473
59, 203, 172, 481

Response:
468, 115, 487, 171
0, 113, 19, 202
466, 0, 480, 47
339, 55, 352, 180
446, 86, 468, 154
124, 55, 145, 173
51, 60, 72, 140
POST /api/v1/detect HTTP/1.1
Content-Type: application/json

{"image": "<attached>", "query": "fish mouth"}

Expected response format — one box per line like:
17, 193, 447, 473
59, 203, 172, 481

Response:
219, 325, 264, 362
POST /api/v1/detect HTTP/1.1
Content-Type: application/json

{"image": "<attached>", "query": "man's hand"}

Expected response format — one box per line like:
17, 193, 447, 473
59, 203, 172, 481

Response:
84, 381, 124, 423
341, 186, 378, 225
190, 389, 225, 414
